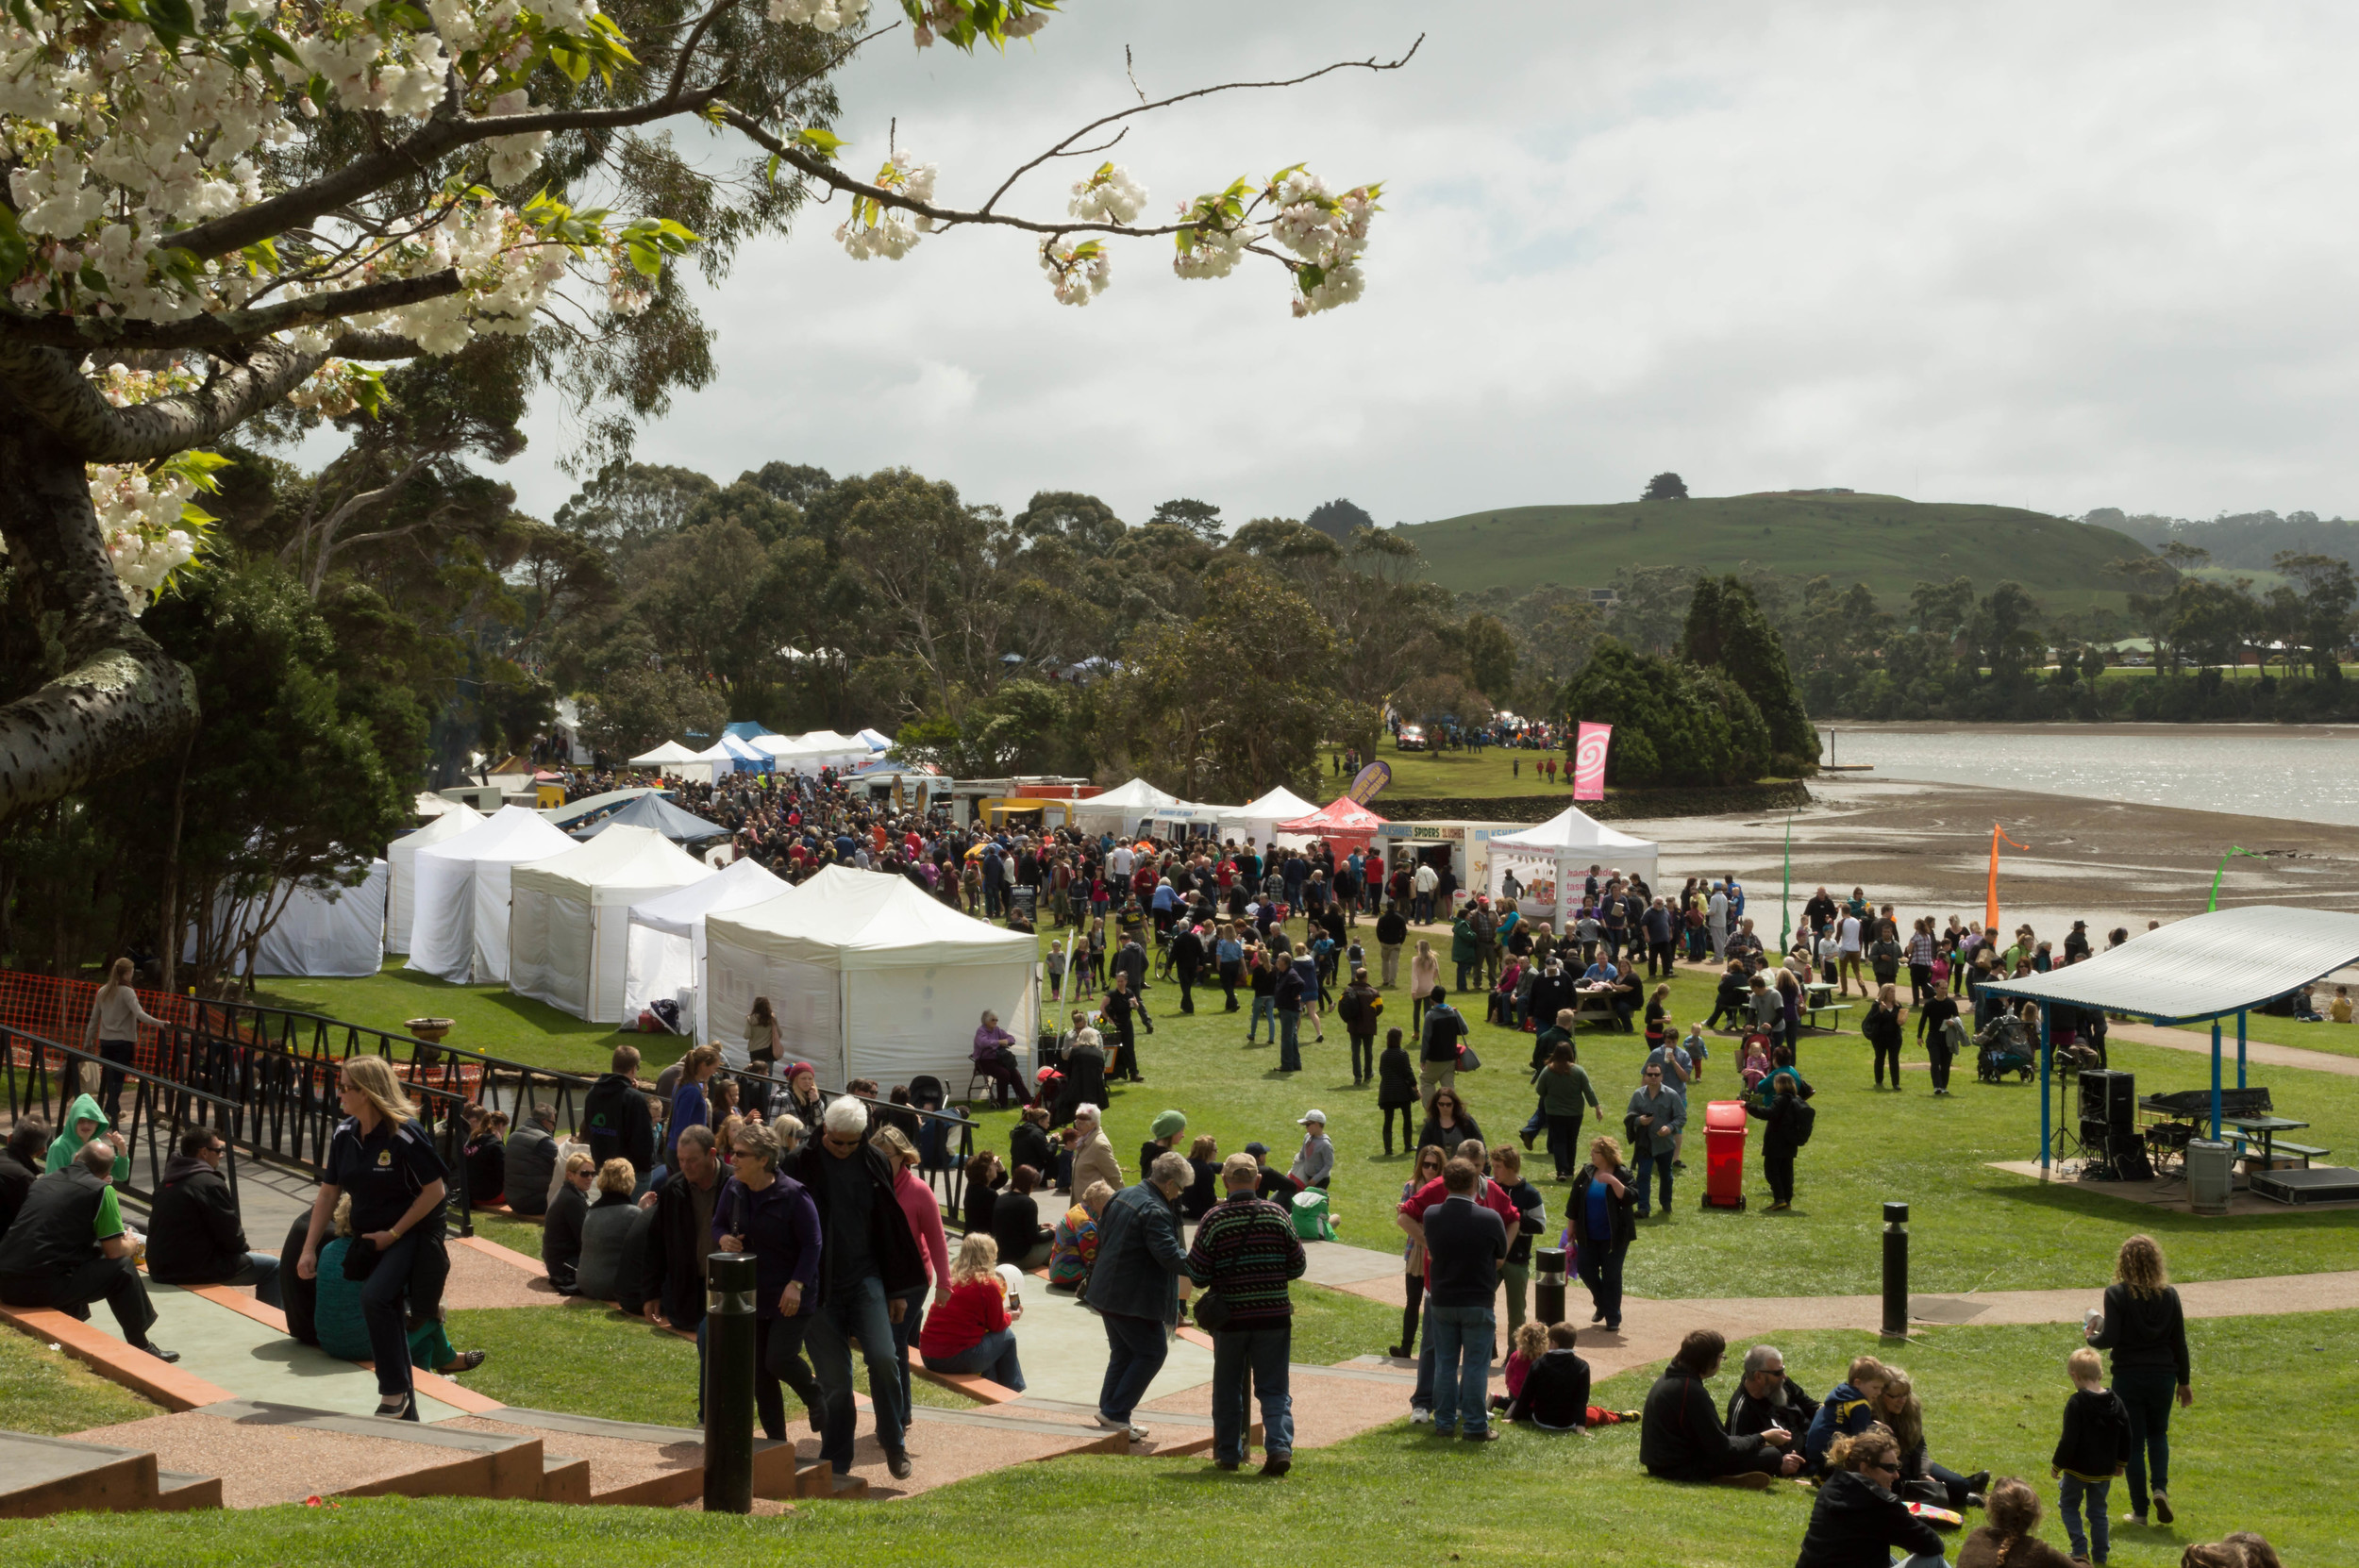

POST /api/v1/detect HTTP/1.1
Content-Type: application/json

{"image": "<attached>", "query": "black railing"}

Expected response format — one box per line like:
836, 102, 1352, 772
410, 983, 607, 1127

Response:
2, 1025, 246, 1208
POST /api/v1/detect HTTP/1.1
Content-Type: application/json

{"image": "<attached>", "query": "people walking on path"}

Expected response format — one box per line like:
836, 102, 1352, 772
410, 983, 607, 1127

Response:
1083, 1151, 1195, 1443
2086, 1233, 2192, 1530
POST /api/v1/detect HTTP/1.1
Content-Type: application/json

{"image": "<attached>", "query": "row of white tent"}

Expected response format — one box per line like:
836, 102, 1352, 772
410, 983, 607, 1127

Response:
390, 805, 1031, 1085
1069, 779, 1326, 848
627, 727, 892, 780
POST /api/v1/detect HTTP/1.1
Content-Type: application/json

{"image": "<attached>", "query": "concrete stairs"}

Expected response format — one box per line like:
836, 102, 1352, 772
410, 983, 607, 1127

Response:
0, 1430, 222, 1519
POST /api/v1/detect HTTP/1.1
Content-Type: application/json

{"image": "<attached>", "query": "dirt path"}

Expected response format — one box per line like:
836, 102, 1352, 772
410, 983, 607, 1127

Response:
2110, 1021, 2359, 1078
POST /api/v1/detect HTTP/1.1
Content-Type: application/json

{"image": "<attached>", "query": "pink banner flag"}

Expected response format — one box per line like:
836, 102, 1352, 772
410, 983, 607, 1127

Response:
1571, 722, 1613, 800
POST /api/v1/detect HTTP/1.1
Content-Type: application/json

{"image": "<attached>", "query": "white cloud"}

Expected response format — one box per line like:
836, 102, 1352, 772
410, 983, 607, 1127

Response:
501, 0, 2359, 525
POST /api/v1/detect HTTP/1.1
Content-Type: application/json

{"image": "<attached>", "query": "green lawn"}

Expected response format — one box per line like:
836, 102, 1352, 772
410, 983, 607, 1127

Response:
2168, 1012, 2359, 1062
1314, 742, 1608, 803
252, 960, 635, 1075
258, 941, 2359, 1302
0, 1330, 160, 1436
7, 1309, 2345, 1567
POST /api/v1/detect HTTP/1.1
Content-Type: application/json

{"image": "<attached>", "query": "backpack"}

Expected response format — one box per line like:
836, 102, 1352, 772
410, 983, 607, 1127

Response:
1787, 1098, 1816, 1146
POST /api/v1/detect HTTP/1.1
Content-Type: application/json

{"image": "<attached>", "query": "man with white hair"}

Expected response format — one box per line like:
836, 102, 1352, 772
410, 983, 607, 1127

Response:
791, 1094, 927, 1481
1082, 1149, 1194, 1442
1723, 1343, 1821, 1441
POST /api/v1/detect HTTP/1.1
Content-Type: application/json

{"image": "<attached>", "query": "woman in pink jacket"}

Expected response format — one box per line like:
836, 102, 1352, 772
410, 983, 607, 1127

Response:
871, 1125, 951, 1418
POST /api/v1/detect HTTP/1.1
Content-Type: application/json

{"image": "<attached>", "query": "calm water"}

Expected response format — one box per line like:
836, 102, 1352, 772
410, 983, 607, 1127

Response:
1816, 724, 2359, 827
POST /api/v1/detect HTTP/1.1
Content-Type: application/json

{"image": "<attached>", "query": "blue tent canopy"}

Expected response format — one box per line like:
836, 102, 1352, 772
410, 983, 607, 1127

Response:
573, 791, 728, 844
724, 721, 775, 742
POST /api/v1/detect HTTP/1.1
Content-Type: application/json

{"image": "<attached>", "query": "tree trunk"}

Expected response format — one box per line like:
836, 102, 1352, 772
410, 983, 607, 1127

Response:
158, 730, 193, 994
0, 388, 199, 821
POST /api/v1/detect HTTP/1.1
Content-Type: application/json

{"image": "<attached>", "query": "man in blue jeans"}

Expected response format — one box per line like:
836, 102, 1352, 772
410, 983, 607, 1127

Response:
1083, 1152, 1195, 1443
1627, 1064, 1684, 1217
1417, 1157, 1506, 1440
791, 1098, 927, 1479
1185, 1153, 1308, 1475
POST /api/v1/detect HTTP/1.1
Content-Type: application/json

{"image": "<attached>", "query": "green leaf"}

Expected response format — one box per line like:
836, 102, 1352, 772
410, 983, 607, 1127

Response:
763, 151, 780, 185
791, 125, 845, 159
345, 367, 388, 420
0, 207, 29, 291
146, 0, 194, 38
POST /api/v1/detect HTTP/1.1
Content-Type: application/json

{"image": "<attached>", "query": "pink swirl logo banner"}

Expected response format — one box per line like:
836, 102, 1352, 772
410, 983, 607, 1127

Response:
1571, 722, 1613, 800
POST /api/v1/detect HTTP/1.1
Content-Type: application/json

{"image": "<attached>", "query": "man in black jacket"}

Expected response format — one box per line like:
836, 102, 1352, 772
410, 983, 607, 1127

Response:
1375, 901, 1409, 989
146, 1126, 281, 1306
1724, 1343, 1820, 1440
583, 1045, 657, 1183
0, 1118, 48, 1236
0, 1143, 175, 1361
1640, 1329, 1800, 1486
792, 1097, 927, 1480
1169, 921, 1205, 1014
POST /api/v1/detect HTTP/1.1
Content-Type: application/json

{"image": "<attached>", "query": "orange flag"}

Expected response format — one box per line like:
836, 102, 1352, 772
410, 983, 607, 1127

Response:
1987, 824, 2028, 931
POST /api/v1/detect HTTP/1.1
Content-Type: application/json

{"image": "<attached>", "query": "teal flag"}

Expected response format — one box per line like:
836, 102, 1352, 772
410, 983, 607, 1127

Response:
1779, 812, 1794, 950
2208, 845, 2265, 911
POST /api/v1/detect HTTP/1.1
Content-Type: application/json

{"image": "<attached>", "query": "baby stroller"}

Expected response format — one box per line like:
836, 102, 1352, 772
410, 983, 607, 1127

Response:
1973, 1013, 2036, 1083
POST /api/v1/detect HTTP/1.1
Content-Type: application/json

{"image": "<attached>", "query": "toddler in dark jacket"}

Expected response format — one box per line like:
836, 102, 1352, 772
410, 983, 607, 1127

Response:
2051, 1346, 2130, 1564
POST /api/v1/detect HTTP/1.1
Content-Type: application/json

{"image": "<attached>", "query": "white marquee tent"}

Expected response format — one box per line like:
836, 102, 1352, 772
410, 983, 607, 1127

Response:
1483, 805, 1661, 920
704, 863, 1038, 1089
405, 806, 577, 984
189, 860, 389, 977
1219, 785, 1321, 849
507, 826, 712, 1022
386, 802, 484, 955
627, 740, 703, 770
620, 857, 792, 1043
753, 730, 870, 774
1071, 777, 1184, 837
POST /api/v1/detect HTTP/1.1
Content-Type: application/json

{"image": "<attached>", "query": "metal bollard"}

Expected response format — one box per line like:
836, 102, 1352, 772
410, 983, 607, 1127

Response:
704, 1252, 758, 1513
1533, 1246, 1568, 1327
1880, 1202, 1909, 1339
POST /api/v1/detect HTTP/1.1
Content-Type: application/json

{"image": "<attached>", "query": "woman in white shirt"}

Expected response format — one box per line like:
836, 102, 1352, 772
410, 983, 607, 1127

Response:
83, 958, 166, 1123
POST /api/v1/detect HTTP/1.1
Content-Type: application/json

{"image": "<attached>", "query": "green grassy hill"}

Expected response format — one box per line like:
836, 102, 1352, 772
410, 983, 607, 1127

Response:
1400, 491, 2154, 612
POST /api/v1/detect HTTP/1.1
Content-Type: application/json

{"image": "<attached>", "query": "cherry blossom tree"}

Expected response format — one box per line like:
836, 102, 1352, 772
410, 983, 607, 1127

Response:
0, 0, 1412, 817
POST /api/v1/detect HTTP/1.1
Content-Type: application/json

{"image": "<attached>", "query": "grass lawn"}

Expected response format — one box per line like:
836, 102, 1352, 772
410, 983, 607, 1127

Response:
259, 939, 2359, 1302
0, 1330, 160, 1436
252, 960, 635, 1075
1311, 742, 1593, 803
6, 1309, 2347, 1567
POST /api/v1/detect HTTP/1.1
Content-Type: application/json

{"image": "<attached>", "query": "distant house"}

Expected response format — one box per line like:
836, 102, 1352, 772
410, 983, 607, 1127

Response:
1585, 588, 1620, 608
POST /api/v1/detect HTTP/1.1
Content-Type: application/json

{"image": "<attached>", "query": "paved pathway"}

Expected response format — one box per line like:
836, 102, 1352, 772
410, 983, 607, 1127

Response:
2113, 1021, 2359, 1078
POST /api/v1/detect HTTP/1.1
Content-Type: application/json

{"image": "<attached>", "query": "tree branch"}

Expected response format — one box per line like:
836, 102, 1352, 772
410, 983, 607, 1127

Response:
0, 271, 464, 353
0, 338, 331, 462
976, 36, 1423, 215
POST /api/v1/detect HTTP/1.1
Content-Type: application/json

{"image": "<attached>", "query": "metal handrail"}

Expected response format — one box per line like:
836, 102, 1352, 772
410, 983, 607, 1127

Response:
2, 1024, 247, 1207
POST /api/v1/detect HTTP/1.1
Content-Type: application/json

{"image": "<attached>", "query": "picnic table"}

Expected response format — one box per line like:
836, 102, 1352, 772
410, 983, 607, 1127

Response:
1801, 981, 1853, 1033
2222, 1113, 2320, 1169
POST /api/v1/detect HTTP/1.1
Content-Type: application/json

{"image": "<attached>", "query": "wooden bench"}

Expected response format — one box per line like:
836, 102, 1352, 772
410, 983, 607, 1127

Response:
2232, 1139, 2330, 1169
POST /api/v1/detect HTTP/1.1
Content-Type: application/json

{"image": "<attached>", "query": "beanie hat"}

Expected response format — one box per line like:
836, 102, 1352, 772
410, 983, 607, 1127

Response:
1150, 1109, 1188, 1141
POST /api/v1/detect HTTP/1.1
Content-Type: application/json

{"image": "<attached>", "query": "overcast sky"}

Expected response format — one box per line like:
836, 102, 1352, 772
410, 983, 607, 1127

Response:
496, 1, 2359, 528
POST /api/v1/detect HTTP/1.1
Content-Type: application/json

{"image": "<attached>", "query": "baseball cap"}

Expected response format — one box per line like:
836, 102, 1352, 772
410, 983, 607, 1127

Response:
1297, 1109, 1327, 1126
1244, 1141, 1270, 1159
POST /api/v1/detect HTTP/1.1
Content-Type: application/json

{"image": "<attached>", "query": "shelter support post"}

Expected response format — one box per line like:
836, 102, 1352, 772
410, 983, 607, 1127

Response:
2211, 1021, 2222, 1143
2236, 1009, 2247, 1092
2038, 1010, 2052, 1175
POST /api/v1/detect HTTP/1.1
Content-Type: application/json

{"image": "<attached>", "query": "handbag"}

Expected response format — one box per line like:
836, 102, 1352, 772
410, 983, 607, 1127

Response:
1455, 1043, 1481, 1072
1191, 1286, 1233, 1330
342, 1236, 382, 1281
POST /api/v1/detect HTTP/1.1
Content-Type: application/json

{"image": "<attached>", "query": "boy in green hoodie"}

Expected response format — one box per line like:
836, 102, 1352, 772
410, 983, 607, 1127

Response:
44, 1093, 130, 1184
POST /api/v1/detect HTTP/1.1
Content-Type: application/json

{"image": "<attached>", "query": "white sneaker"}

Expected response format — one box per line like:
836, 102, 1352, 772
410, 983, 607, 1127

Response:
1410, 1406, 1433, 1425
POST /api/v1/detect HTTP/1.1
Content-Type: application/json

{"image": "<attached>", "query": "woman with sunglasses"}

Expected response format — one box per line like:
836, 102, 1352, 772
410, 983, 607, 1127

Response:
1793, 1426, 1949, 1568
1387, 1144, 1447, 1359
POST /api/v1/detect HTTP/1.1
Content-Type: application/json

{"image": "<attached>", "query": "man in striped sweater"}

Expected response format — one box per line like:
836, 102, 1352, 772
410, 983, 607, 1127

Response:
1185, 1153, 1309, 1476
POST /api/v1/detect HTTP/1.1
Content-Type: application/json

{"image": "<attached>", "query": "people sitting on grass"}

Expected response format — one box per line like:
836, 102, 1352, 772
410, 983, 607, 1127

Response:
1806, 1355, 1892, 1472
312, 1194, 481, 1375
42, 1093, 128, 1182
918, 1232, 1028, 1393
962, 1150, 1007, 1238
2178, 1535, 2284, 1568
1047, 1179, 1113, 1293
543, 1151, 594, 1294
1792, 1426, 1949, 1568
146, 1125, 281, 1307
1139, 1109, 1188, 1178
503, 1103, 560, 1214
1500, 1321, 1601, 1429
1954, 1476, 2081, 1568
1725, 1343, 1820, 1441
1881, 1365, 1989, 1511
1639, 1328, 1803, 1485
1009, 1105, 1055, 1188
575, 1157, 649, 1310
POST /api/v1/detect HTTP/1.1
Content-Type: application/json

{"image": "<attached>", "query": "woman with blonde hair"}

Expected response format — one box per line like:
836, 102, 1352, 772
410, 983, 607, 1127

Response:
575, 1158, 649, 1308
2087, 1233, 2193, 1528
82, 956, 165, 1124
917, 1232, 1026, 1393
297, 1055, 453, 1420
714, 1117, 824, 1440
1877, 1365, 1988, 1511
1793, 1426, 1947, 1568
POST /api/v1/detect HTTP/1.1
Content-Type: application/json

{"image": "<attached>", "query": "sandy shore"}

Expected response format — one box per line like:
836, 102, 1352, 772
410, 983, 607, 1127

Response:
1615, 776, 2359, 943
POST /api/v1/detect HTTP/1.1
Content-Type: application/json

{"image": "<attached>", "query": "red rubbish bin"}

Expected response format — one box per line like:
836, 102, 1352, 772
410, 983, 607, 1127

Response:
1703, 1099, 1748, 1210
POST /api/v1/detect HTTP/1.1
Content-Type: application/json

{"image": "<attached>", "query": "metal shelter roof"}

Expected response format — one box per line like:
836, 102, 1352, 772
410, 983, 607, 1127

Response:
1979, 905, 2359, 1024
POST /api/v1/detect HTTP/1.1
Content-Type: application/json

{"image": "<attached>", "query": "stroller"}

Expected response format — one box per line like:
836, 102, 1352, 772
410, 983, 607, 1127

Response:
1973, 1012, 2036, 1083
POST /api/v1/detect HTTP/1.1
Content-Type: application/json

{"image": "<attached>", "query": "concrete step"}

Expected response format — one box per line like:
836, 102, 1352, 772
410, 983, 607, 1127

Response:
155, 1470, 225, 1511
0, 1430, 202, 1519
195, 1399, 547, 1501
538, 1454, 593, 1505
460, 1406, 800, 1505
66, 1403, 541, 1509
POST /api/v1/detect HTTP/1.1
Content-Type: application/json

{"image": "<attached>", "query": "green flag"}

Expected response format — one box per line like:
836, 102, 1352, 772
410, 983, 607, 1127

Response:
2208, 845, 2265, 911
